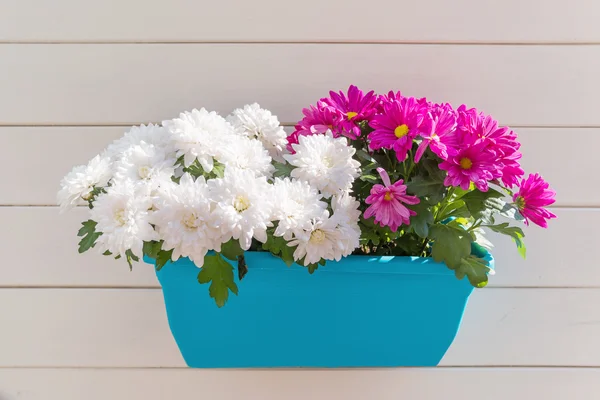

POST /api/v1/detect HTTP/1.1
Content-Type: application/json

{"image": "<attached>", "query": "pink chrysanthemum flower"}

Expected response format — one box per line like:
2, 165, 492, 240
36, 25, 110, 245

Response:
322, 85, 379, 139
288, 101, 343, 152
364, 168, 420, 232
415, 103, 458, 162
456, 105, 524, 187
513, 173, 556, 228
439, 135, 496, 191
368, 96, 428, 161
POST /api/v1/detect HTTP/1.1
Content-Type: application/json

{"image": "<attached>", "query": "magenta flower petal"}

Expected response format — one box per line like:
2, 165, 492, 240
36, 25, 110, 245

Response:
513, 173, 557, 228
364, 168, 420, 232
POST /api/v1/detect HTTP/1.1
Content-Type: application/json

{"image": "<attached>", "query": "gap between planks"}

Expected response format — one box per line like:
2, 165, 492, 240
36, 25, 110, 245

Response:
2, 41, 600, 46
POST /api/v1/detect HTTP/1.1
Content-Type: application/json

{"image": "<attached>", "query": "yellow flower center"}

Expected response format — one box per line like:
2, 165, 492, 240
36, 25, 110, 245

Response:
234, 195, 251, 213
138, 165, 151, 179
182, 212, 200, 230
310, 229, 326, 244
394, 124, 409, 138
114, 209, 127, 226
384, 192, 393, 201
346, 111, 358, 120
459, 157, 473, 170
515, 195, 526, 210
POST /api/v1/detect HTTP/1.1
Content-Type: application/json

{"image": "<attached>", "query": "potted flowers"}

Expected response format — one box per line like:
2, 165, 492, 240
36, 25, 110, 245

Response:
58, 87, 555, 368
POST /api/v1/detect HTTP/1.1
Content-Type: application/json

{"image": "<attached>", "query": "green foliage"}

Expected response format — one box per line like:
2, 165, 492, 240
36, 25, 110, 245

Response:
262, 232, 295, 266
462, 188, 524, 224
125, 249, 139, 271
307, 263, 319, 274
428, 224, 472, 269
455, 255, 491, 288
220, 239, 244, 261
77, 220, 101, 253
155, 249, 174, 271
143, 240, 162, 259
273, 162, 294, 179
183, 160, 225, 180
407, 202, 434, 238
197, 253, 239, 308
486, 223, 527, 259
406, 175, 445, 204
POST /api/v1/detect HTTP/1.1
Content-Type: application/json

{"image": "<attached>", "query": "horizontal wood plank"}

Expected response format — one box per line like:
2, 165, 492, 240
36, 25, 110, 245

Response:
0, 44, 598, 126
0, 127, 591, 206
0, 207, 595, 288
1, 1, 598, 43
0, 288, 597, 367
1, 368, 599, 400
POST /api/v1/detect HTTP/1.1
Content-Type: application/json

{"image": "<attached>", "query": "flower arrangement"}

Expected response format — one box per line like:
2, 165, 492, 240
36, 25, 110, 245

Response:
58, 86, 556, 307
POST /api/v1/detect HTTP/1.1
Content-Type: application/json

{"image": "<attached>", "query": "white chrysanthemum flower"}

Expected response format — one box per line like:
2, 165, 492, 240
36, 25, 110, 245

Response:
152, 174, 223, 266
57, 154, 113, 211
162, 108, 234, 171
113, 142, 177, 194
209, 168, 274, 250
283, 131, 360, 198
227, 103, 288, 162
217, 136, 274, 178
331, 192, 362, 258
90, 180, 157, 258
106, 124, 172, 160
288, 210, 342, 266
271, 177, 327, 240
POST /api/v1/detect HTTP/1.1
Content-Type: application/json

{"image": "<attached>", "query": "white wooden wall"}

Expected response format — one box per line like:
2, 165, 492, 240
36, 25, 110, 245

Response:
1, 1, 598, 398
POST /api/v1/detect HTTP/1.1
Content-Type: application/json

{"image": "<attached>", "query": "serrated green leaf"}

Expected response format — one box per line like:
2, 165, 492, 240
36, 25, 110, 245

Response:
406, 175, 445, 204
197, 253, 239, 308
142, 240, 162, 259
183, 160, 204, 179
77, 220, 102, 253
456, 255, 491, 288
262, 234, 295, 266
486, 223, 527, 259
428, 224, 472, 269
407, 202, 433, 238
220, 239, 244, 261
155, 249, 174, 271
272, 162, 294, 179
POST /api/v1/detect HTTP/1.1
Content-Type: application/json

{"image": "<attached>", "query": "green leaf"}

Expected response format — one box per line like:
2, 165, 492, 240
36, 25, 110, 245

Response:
262, 234, 295, 266
197, 253, 239, 308
355, 149, 374, 162
307, 263, 319, 274
428, 224, 472, 269
182, 160, 204, 179
408, 202, 433, 238
102, 250, 112, 256
142, 240, 162, 259
125, 249, 139, 271
272, 162, 294, 179
455, 255, 491, 288
155, 249, 174, 271
220, 239, 244, 261
210, 162, 226, 179
486, 223, 527, 259
406, 175, 445, 204
77, 220, 102, 253
359, 174, 379, 183
462, 188, 512, 223
318, 259, 326, 266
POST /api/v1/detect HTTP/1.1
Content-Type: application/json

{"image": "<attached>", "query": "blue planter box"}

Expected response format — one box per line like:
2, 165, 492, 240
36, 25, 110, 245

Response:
145, 248, 492, 368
